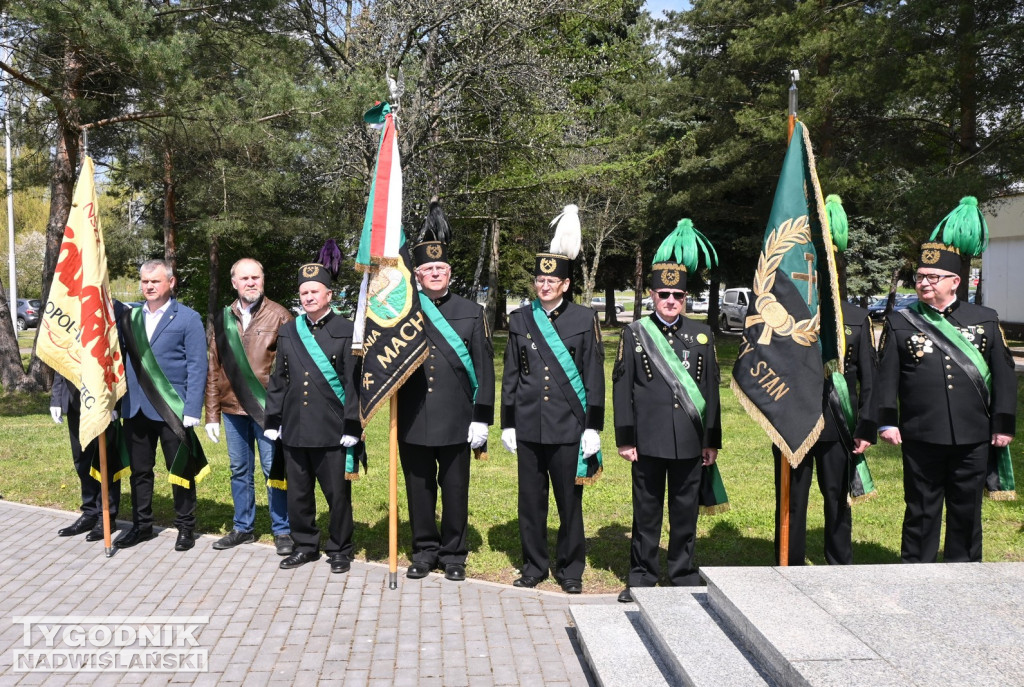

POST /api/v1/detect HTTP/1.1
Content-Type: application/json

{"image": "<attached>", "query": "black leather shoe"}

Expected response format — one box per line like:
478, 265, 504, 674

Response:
280, 551, 320, 569
212, 529, 254, 550
174, 528, 195, 552
328, 554, 350, 574
444, 564, 466, 582
406, 562, 432, 579
113, 525, 155, 549
85, 519, 117, 542
274, 534, 294, 556
513, 575, 546, 588
617, 587, 633, 603
560, 579, 583, 594
58, 515, 97, 537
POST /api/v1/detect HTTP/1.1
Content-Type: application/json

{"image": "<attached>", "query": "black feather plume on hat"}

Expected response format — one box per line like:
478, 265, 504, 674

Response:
317, 239, 342, 279
421, 197, 451, 244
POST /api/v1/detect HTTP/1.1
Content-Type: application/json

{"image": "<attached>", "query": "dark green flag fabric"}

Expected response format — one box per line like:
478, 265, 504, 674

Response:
731, 121, 844, 468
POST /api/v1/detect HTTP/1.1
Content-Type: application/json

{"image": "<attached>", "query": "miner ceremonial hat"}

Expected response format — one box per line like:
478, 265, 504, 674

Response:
918, 196, 989, 274
297, 263, 332, 288
650, 218, 717, 292
413, 197, 451, 266
535, 205, 581, 280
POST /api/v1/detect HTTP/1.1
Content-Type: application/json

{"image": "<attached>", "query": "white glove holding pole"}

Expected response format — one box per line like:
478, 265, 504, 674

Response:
581, 429, 602, 458
501, 428, 517, 454
264, 429, 281, 442
205, 423, 220, 443
183, 415, 200, 428
340, 435, 359, 448
50, 407, 63, 424
467, 422, 488, 449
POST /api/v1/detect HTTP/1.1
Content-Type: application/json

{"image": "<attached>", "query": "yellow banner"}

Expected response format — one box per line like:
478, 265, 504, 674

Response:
37, 156, 126, 448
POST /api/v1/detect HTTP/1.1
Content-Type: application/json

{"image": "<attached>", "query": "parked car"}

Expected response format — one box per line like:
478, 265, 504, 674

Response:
719, 287, 753, 331
16, 298, 41, 330
867, 294, 918, 320
688, 296, 710, 314
641, 296, 653, 311
590, 297, 624, 313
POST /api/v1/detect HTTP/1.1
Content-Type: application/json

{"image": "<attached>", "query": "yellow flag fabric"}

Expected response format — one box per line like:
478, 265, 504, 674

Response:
37, 156, 126, 448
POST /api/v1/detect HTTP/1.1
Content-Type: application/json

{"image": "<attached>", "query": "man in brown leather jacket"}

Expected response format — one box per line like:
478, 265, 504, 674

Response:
204, 258, 294, 554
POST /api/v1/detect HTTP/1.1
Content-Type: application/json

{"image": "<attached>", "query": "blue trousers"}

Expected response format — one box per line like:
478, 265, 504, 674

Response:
222, 413, 289, 535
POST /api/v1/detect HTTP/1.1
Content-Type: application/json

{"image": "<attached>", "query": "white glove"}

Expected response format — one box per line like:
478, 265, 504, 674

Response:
581, 429, 602, 458
183, 415, 200, 428
340, 435, 359, 448
110, 410, 119, 421
205, 423, 220, 443
501, 428, 517, 454
263, 429, 281, 442
50, 407, 63, 424
468, 422, 488, 449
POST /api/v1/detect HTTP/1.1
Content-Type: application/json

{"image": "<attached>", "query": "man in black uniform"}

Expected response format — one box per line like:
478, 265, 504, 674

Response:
398, 202, 494, 582
50, 373, 122, 541
878, 197, 1016, 563
774, 201, 877, 566
501, 204, 604, 594
613, 219, 721, 602
264, 263, 364, 572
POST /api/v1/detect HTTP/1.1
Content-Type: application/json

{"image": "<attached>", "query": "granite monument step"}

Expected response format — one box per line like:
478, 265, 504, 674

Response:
570, 604, 673, 687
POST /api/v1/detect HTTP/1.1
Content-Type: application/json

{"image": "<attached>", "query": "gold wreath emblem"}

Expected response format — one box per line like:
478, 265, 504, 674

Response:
743, 216, 820, 347
426, 244, 442, 260
301, 264, 319, 278
921, 248, 940, 265
540, 258, 557, 274
662, 269, 680, 286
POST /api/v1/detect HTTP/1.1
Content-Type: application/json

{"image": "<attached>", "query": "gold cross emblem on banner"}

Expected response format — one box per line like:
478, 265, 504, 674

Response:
791, 252, 816, 305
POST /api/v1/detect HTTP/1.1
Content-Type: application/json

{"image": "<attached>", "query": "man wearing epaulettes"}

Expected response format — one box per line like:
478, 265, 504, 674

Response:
398, 200, 494, 582
501, 204, 604, 595
263, 263, 364, 572
613, 219, 721, 603
878, 197, 1016, 563
774, 197, 878, 566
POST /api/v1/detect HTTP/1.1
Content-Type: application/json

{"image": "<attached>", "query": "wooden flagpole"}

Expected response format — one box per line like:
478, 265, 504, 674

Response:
98, 431, 114, 557
388, 395, 399, 589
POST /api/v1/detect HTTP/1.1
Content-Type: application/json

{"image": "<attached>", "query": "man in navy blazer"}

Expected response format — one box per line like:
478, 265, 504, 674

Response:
115, 259, 208, 551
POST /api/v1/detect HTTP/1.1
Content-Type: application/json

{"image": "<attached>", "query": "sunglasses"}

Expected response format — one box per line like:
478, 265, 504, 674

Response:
655, 291, 686, 301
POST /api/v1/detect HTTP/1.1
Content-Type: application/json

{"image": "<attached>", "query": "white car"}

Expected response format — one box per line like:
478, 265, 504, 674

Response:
590, 297, 624, 313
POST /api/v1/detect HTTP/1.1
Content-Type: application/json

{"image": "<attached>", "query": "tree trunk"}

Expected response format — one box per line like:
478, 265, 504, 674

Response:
206, 234, 220, 339
485, 214, 506, 331
163, 143, 177, 274
470, 218, 489, 300
604, 284, 618, 327
632, 242, 644, 318
0, 275, 31, 391
708, 280, 722, 333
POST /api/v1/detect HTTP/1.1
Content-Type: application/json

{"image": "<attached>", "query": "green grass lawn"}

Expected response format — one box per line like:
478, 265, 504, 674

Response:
2, 328, 1023, 594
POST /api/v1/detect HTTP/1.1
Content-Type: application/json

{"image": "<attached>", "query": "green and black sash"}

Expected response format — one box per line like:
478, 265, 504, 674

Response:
633, 318, 729, 514
827, 372, 876, 504
901, 304, 1015, 499
89, 419, 132, 483
121, 307, 210, 488
527, 301, 602, 484
295, 317, 364, 479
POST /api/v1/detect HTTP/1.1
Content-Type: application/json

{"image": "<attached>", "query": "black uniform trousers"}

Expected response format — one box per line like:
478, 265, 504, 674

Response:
629, 455, 703, 588
773, 442, 852, 566
66, 403, 120, 521
123, 414, 196, 530
284, 445, 353, 559
399, 441, 470, 567
517, 440, 586, 581
901, 439, 987, 563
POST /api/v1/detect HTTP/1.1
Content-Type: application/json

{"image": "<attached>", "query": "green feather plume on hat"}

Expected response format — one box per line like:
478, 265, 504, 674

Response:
653, 218, 718, 272
825, 195, 848, 253
929, 196, 989, 256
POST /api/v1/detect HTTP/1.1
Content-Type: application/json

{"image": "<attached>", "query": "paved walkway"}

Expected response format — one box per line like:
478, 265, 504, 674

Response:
0, 501, 604, 686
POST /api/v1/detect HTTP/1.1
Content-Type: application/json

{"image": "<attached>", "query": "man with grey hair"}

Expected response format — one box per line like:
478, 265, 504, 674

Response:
204, 258, 293, 554
115, 259, 208, 552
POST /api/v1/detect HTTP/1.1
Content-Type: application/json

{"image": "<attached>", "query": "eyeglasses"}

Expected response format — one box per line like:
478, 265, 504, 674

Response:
913, 273, 955, 285
417, 265, 449, 274
655, 291, 686, 301
534, 277, 564, 287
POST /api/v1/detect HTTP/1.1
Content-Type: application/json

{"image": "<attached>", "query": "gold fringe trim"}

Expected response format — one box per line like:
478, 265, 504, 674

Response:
168, 474, 191, 489
730, 378, 823, 468
575, 465, 603, 486
700, 503, 731, 516
345, 472, 361, 481
92, 466, 132, 482
358, 346, 430, 427
268, 479, 287, 490
985, 489, 1017, 501
849, 490, 879, 506
193, 463, 211, 485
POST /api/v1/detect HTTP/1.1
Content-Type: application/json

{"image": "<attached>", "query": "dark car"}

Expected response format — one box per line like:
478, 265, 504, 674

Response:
867, 294, 917, 320
16, 298, 41, 330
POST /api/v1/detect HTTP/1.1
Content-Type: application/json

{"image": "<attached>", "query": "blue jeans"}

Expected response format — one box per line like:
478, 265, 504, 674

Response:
222, 413, 289, 535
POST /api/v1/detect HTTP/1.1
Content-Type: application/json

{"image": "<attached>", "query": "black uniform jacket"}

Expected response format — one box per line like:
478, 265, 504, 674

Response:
820, 302, 878, 443
501, 300, 604, 443
613, 314, 721, 459
876, 299, 1016, 445
397, 291, 495, 446
265, 311, 362, 448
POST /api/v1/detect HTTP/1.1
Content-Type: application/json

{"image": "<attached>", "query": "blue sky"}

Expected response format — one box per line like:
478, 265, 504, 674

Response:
644, 0, 689, 19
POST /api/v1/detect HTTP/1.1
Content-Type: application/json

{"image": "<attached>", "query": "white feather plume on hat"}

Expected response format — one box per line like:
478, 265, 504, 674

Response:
548, 204, 581, 260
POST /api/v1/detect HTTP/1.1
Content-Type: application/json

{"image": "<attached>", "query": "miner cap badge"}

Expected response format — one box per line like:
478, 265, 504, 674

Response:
650, 218, 717, 293
413, 198, 452, 267
535, 205, 581, 280
298, 263, 332, 288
